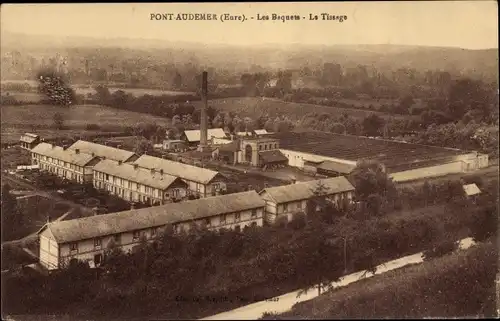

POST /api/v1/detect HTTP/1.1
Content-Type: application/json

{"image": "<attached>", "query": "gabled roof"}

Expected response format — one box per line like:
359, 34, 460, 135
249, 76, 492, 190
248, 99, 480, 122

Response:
316, 160, 356, 174
259, 150, 288, 164
183, 128, 226, 142
93, 159, 185, 190
68, 140, 137, 163
133, 154, 223, 185
39, 190, 266, 244
20, 133, 40, 143
31, 143, 97, 167
259, 176, 355, 204
463, 183, 481, 196
254, 129, 270, 135
236, 132, 253, 137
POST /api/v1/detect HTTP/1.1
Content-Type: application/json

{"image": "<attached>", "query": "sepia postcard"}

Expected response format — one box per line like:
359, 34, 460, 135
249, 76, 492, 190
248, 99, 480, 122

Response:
1, 2, 499, 320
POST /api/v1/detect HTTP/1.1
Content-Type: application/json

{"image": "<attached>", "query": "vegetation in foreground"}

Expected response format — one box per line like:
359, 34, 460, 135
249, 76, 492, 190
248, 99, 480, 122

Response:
262, 241, 497, 319
2, 164, 497, 319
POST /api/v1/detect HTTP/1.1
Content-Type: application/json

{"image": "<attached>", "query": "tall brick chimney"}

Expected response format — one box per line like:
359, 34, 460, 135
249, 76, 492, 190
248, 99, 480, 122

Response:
197, 71, 209, 152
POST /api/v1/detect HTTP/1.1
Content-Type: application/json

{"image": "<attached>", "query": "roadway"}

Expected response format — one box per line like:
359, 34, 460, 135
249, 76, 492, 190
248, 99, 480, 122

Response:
200, 237, 476, 320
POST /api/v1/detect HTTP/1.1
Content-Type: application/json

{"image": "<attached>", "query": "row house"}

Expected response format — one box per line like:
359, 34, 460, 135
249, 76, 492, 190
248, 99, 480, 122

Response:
133, 154, 227, 198
68, 140, 139, 163
258, 176, 356, 224
31, 143, 100, 183
93, 159, 188, 205
37, 190, 265, 270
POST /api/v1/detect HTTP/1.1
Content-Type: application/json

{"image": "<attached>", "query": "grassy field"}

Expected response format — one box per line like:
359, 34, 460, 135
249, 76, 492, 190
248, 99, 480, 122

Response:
1, 146, 32, 170
195, 97, 417, 121
6, 195, 70, 242
1, 104, 171, 144
73, 86, 195, 97
3, 92, 47, 103
272, 242, 497, 319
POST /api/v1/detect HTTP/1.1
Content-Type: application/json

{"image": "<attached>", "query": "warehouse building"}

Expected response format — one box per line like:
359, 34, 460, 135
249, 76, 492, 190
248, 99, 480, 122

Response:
259, 176, 355, 224
31, 143, 100, 183
269, 131, 489, 183
181, 128, 227, 147
93, 159, 189, 205
37, 190, 265, 270
68, 140, 139, 163
133, 154, 227, 198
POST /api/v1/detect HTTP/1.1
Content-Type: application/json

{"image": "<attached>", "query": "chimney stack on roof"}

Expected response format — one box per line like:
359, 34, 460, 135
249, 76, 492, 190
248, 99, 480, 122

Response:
75, 148, 80, 154
134, 164, 139, 170
118, 160, 122, 165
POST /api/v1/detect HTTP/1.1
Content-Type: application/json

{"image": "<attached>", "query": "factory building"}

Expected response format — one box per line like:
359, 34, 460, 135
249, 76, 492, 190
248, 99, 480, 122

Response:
269, 131, 489, 183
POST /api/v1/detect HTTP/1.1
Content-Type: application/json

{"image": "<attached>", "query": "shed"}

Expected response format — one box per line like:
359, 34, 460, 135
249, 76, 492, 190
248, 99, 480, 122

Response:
20, 133, 40, 150
463, 183, 481, 197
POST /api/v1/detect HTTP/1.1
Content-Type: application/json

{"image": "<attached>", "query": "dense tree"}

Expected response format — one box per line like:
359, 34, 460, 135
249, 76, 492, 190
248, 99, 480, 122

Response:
362, 114, 385, 136
53, 112, 64, 130
36, 68, 76, 106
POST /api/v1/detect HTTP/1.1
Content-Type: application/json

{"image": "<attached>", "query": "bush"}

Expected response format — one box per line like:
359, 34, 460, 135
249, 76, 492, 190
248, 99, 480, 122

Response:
288, 212, 307, 230
274, 215, 288, 228
423, 240, 459, 261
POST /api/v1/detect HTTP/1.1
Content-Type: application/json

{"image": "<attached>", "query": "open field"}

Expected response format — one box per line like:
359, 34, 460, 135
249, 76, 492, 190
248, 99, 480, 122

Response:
1, 146, 32, 170
1, 104, 171, 144
73, 86, 195, 97
5, 194, 70, 242
2, 92, 47, 103
194, 97, 419, 121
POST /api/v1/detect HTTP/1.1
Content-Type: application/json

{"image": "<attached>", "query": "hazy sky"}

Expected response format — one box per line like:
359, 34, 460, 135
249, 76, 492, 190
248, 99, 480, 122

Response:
1, 2, 498, 49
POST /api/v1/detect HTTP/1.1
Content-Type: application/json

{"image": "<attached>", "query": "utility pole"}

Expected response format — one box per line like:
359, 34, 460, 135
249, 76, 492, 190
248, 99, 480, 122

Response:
343, 237, 347, 274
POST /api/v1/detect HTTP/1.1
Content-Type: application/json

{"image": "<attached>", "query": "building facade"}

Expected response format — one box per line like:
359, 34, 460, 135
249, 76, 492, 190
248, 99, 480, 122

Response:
133, 154, 227, 198
37, 190, 265, 270
259, 176, 355, 224
20, 133, 40, 150
93, 159, 189, 205
31, 143, 100, 183
181, 128, 227, 147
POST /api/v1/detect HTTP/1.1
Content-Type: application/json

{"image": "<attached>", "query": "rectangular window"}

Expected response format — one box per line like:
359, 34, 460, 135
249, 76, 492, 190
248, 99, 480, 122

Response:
113, 234, 121, 244
133, 231, 140, 241
128, 181, 132, 189
251, 209, 257, 217
151, 227, 157, 237
106, 174, 109, 180
69, 242, 78, 252
283, 203, 288, 212
235, 212, 241, 221
94, 238, 102, 248
205, 218, 211, 226
220, 214, 226, 225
